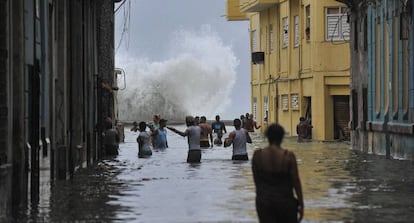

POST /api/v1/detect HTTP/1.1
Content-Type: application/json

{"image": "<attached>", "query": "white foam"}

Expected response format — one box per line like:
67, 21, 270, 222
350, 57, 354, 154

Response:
116, 25, 239, 121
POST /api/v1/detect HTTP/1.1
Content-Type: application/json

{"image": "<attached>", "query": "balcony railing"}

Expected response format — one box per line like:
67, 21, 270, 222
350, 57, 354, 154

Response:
240, 0, 279, 12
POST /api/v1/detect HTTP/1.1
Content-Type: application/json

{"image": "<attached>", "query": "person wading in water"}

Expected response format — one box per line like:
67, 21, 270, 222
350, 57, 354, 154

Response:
199, 116, 213, 148
167, 116, 202, 163
252, 123, 304, 223
211, 115, 227, 145
152, 118, 169, 151
224, 118, 252, 160
137, 121, 153, 158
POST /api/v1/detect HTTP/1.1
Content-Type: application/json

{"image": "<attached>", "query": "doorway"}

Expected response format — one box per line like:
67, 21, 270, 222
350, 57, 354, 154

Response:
334, 96, 350, 140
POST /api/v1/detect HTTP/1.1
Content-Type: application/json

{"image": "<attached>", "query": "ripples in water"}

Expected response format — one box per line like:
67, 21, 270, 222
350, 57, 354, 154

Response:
4, 125, 414, 222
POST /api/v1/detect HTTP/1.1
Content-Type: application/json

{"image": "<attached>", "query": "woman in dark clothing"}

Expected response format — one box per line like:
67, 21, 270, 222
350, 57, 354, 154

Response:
252, 123, 304, 223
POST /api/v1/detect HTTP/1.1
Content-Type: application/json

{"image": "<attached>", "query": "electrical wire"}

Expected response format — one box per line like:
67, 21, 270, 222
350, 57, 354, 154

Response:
328, 7, 351, 45
114, 0, 127, 14
115, 0, 130, 54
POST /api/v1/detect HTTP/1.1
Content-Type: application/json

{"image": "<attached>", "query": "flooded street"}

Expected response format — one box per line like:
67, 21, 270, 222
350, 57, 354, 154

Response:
11, 125, 414, 223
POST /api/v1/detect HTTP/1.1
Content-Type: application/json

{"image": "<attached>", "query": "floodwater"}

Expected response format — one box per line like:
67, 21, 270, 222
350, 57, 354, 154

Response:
8, 125, 414, 222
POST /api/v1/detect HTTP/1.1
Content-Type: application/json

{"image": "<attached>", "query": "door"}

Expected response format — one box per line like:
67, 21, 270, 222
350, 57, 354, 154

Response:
334, 96, 350, 140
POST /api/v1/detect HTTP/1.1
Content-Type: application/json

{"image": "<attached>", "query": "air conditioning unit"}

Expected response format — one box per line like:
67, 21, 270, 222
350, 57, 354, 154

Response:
252, 52, 264, 64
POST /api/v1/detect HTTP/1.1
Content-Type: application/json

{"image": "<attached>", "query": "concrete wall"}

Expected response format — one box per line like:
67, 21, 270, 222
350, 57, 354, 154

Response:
345, 0, 414, 160
0, 0, 117, 218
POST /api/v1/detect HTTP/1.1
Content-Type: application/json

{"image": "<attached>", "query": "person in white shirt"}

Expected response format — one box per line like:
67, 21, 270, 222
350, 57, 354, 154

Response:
224, 118, 252, 160
137, 121, 153, 158
167, 116, 202, 163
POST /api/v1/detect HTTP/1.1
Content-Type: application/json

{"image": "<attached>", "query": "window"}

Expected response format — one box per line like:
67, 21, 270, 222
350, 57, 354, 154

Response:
291, 94, 299, 110
253, 97, 258, 121
294, 16, 299, 47
282, 17, 289, 48
282, 95, 289, 111
306, 5, 310, 41
269, 25, 274, 52
252, 29, 258, 51
326, 6, 350, 41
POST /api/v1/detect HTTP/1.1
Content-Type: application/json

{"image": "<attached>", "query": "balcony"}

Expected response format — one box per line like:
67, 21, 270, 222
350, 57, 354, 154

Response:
226, 0, 249, 21
240, 0, 279, 13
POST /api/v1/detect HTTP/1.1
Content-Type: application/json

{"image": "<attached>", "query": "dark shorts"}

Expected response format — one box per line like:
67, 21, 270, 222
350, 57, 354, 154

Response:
232, 154, 249, 161
104, 145, 119, 156
200, 141, 210, 148
256, 197, 298, 223
187, 150, 201, 163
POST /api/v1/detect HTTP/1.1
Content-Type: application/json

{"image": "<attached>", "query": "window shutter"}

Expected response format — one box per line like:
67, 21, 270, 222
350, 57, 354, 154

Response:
294, 16, 299, 47
252, 30, 258, 51
327, 15, 340, 40
283, 17, 289, 48
253, 97, 257, 120
341, 15, 350, 40
269, 25, 274, 51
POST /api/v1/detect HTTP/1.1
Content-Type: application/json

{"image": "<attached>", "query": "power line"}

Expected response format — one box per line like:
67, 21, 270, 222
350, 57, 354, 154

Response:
115, 0, 128, 14
115, 0, 131, 54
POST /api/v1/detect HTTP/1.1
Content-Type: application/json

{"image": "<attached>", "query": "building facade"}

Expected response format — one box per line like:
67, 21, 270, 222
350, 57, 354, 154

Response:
339, 0, 414, 159
227, 0, 351, 141
0, 0, 119, 219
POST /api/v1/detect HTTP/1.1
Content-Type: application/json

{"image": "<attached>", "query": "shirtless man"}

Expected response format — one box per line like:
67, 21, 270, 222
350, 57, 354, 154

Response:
199, 116, 213, 148
194, 116, 200, 126
130, 121, 139, 132
243, 113, 261, 132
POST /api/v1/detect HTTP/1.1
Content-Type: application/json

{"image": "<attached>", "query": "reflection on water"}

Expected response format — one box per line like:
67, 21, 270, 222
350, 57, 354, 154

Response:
6, 125, 414, 222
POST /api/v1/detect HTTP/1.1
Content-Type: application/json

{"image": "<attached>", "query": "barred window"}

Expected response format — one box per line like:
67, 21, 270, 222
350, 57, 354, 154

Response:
326, 7, 350, 41
269, 25, 274, 52
294, 16, 299, 47
282, 17, 289, 48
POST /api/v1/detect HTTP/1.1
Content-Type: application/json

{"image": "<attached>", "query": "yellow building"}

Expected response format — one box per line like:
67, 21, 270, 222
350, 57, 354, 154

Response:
226, 0, 350, 141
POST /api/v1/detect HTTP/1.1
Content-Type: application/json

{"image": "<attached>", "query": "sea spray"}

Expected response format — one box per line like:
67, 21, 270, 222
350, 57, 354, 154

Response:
116, 26, 239, 122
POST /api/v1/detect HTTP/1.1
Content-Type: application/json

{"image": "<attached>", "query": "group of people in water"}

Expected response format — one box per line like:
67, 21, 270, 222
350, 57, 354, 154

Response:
130, 114, 168, 158
130, 113, 304, 223
131, 113, 256, 162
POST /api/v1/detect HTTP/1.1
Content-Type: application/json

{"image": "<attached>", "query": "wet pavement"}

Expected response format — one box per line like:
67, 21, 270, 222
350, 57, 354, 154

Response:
7, 125, 414, 222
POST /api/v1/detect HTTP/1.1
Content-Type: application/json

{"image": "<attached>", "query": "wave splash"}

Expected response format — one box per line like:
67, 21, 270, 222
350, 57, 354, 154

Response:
116, 25, 239, 122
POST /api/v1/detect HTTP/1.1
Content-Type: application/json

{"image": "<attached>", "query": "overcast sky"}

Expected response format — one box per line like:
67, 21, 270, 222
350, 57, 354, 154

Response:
114, 0, 250, 120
